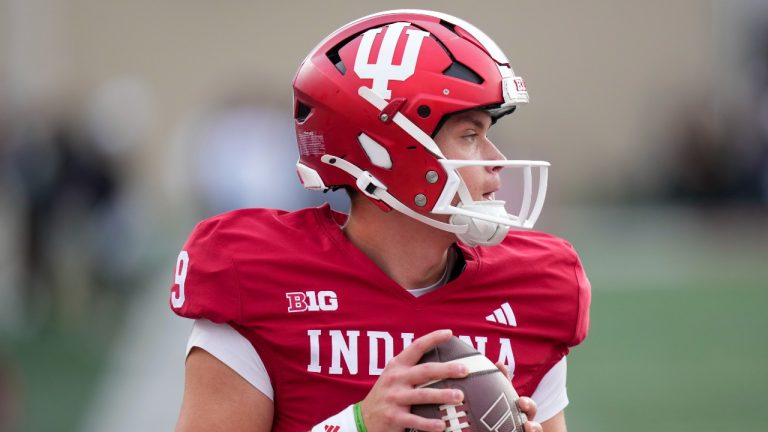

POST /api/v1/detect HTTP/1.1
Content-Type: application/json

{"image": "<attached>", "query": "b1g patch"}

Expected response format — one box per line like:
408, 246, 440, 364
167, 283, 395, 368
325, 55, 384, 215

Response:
286, 290, 338, 312
502, 76, 529, 104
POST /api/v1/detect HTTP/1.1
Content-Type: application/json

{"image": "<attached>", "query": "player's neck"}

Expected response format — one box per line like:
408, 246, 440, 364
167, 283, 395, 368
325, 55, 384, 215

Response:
342, 199, 457, 290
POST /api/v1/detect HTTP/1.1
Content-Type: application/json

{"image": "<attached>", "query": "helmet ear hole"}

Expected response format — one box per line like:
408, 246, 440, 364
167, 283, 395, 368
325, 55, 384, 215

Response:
295, 101, 312, 123
417, 105, 431, 118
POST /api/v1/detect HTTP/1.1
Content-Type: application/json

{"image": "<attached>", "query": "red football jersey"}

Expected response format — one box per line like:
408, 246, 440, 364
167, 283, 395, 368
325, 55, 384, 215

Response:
170, 204, 590, 431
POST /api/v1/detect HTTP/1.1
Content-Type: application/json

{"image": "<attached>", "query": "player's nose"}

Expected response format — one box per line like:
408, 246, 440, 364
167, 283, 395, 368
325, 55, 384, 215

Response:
483, 138, 506, 172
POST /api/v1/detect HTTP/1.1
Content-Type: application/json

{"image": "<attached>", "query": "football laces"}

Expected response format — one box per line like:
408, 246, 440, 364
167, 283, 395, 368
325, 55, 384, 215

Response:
439, 403, 470, 432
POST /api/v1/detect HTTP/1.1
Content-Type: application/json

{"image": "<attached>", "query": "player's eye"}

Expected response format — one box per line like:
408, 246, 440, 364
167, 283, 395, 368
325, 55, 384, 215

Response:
462, 131, 478, 143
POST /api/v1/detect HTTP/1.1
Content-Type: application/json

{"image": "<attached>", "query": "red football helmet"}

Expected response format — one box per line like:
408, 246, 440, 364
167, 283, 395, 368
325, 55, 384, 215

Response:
292, 9, 549, 246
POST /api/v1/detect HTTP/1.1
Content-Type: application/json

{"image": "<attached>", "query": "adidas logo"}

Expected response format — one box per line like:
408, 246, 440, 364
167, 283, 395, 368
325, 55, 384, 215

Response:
485, 302, 517, 327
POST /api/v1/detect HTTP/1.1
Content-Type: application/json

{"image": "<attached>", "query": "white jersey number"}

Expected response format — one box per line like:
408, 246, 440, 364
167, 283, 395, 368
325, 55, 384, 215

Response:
171, 250, 189, 308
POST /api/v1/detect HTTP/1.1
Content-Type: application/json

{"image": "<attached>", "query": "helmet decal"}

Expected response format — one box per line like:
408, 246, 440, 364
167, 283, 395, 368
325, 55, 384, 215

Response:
353, 22, 430, 100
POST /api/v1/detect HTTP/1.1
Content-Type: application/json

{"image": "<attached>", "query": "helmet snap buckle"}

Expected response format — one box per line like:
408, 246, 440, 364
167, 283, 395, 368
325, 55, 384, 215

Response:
378, 97, 407, 124
355, 171, 387, 200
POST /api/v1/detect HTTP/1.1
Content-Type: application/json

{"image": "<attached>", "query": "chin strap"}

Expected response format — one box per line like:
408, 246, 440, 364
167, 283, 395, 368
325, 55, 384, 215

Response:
321, 155, 469, 235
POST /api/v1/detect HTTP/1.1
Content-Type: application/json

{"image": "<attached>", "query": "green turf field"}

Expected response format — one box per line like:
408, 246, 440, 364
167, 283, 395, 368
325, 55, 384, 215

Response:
0, 307, 124, 432
2, 326, 112, 432
559, 207, 768, 431
567, 284, 768, 431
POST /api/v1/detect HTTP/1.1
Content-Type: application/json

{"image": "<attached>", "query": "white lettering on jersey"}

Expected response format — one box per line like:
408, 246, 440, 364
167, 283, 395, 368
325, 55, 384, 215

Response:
354, 22, 430, 99
286, 290, 338, 312
171, 251, 189, 309
498, 338, 516, 379
401, 332, 415, 349
458, 335, 488, 355
368, 331, 394, 375
306, 330, 516, 377
307, 329, 321, 373
329, 330, 359, 375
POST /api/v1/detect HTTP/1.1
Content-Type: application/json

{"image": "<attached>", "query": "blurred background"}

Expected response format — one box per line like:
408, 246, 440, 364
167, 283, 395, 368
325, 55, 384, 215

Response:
0, 1, 766, 431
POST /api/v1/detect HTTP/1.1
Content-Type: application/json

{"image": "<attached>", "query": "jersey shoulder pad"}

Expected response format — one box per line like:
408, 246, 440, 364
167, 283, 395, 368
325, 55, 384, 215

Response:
488, 230, 591, 347
169, 208, 295, 322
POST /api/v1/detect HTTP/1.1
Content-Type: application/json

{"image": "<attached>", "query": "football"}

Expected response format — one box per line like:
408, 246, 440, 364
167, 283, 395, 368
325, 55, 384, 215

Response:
410, 336, 528, 432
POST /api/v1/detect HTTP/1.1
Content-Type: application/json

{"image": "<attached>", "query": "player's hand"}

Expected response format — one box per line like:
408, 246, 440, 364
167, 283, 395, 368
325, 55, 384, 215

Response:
359, 329, 469, 432
495, 362, 543, 432
517, 397, 543, 432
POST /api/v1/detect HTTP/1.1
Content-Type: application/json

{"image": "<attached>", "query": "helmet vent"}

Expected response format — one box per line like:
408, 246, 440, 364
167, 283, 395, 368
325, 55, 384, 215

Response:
327, 49, 347, 75
439, 20, 458, 34
295, 101, 312, 123
443, 61, 483, 84
326, 30, 367, 76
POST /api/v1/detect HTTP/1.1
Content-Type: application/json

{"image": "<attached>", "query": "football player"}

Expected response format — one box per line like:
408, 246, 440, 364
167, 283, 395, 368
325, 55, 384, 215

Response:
171, 9, 590, 432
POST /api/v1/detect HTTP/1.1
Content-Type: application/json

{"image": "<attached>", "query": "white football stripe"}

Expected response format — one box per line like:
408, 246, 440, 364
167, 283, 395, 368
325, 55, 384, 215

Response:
418, 354, 497, 388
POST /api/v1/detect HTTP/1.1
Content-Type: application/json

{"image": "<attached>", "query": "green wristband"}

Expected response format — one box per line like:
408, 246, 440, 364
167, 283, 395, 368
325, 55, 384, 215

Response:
353, 402, 367, 432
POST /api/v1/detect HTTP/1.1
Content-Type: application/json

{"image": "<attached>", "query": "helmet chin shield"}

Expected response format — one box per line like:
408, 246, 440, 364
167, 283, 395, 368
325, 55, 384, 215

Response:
449, 201, 510, 247
436, 159, 550, 246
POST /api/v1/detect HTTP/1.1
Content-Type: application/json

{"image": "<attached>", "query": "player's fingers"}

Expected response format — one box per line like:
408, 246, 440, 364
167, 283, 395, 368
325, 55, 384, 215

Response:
524, 420, 543, 432
404, 361, 468, 386
391, 329, 453, 366
398, 412, 446, 432
495, 361, 510, 378
517, 396, 538, 420
394, 387, 464, 406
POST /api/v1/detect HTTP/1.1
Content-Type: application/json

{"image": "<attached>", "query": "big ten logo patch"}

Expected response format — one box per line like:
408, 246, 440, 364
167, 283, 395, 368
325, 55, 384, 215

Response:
286, 291, 338, 312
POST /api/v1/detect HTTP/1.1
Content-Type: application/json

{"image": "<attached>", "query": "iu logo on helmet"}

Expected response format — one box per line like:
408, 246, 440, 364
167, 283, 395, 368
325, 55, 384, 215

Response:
354, 22, 430, 100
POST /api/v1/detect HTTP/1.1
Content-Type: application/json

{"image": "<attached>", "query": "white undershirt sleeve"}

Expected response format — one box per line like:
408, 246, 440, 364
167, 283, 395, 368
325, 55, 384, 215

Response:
529, 357, 569, 423
186, 319, 274, 400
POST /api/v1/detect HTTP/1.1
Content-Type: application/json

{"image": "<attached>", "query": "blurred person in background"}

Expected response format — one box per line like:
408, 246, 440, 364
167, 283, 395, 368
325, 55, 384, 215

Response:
749, 18, 768, 203
1, 77, 151, 332
3, 114, 119, 329
664, 15, 768, 207
170, 10, 589, 432
185, 97, 348, 216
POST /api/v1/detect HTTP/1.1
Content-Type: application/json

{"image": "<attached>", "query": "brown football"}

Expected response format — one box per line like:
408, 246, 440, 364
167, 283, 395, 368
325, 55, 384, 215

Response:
409, 336, 528, 432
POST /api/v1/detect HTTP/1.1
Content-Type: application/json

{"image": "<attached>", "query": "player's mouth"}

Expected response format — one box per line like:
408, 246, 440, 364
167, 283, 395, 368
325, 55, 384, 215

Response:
482, 191, 497, 201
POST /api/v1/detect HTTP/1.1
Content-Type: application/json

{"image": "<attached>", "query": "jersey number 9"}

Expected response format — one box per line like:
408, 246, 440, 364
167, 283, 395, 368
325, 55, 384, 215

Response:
171, 251, 189, 309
